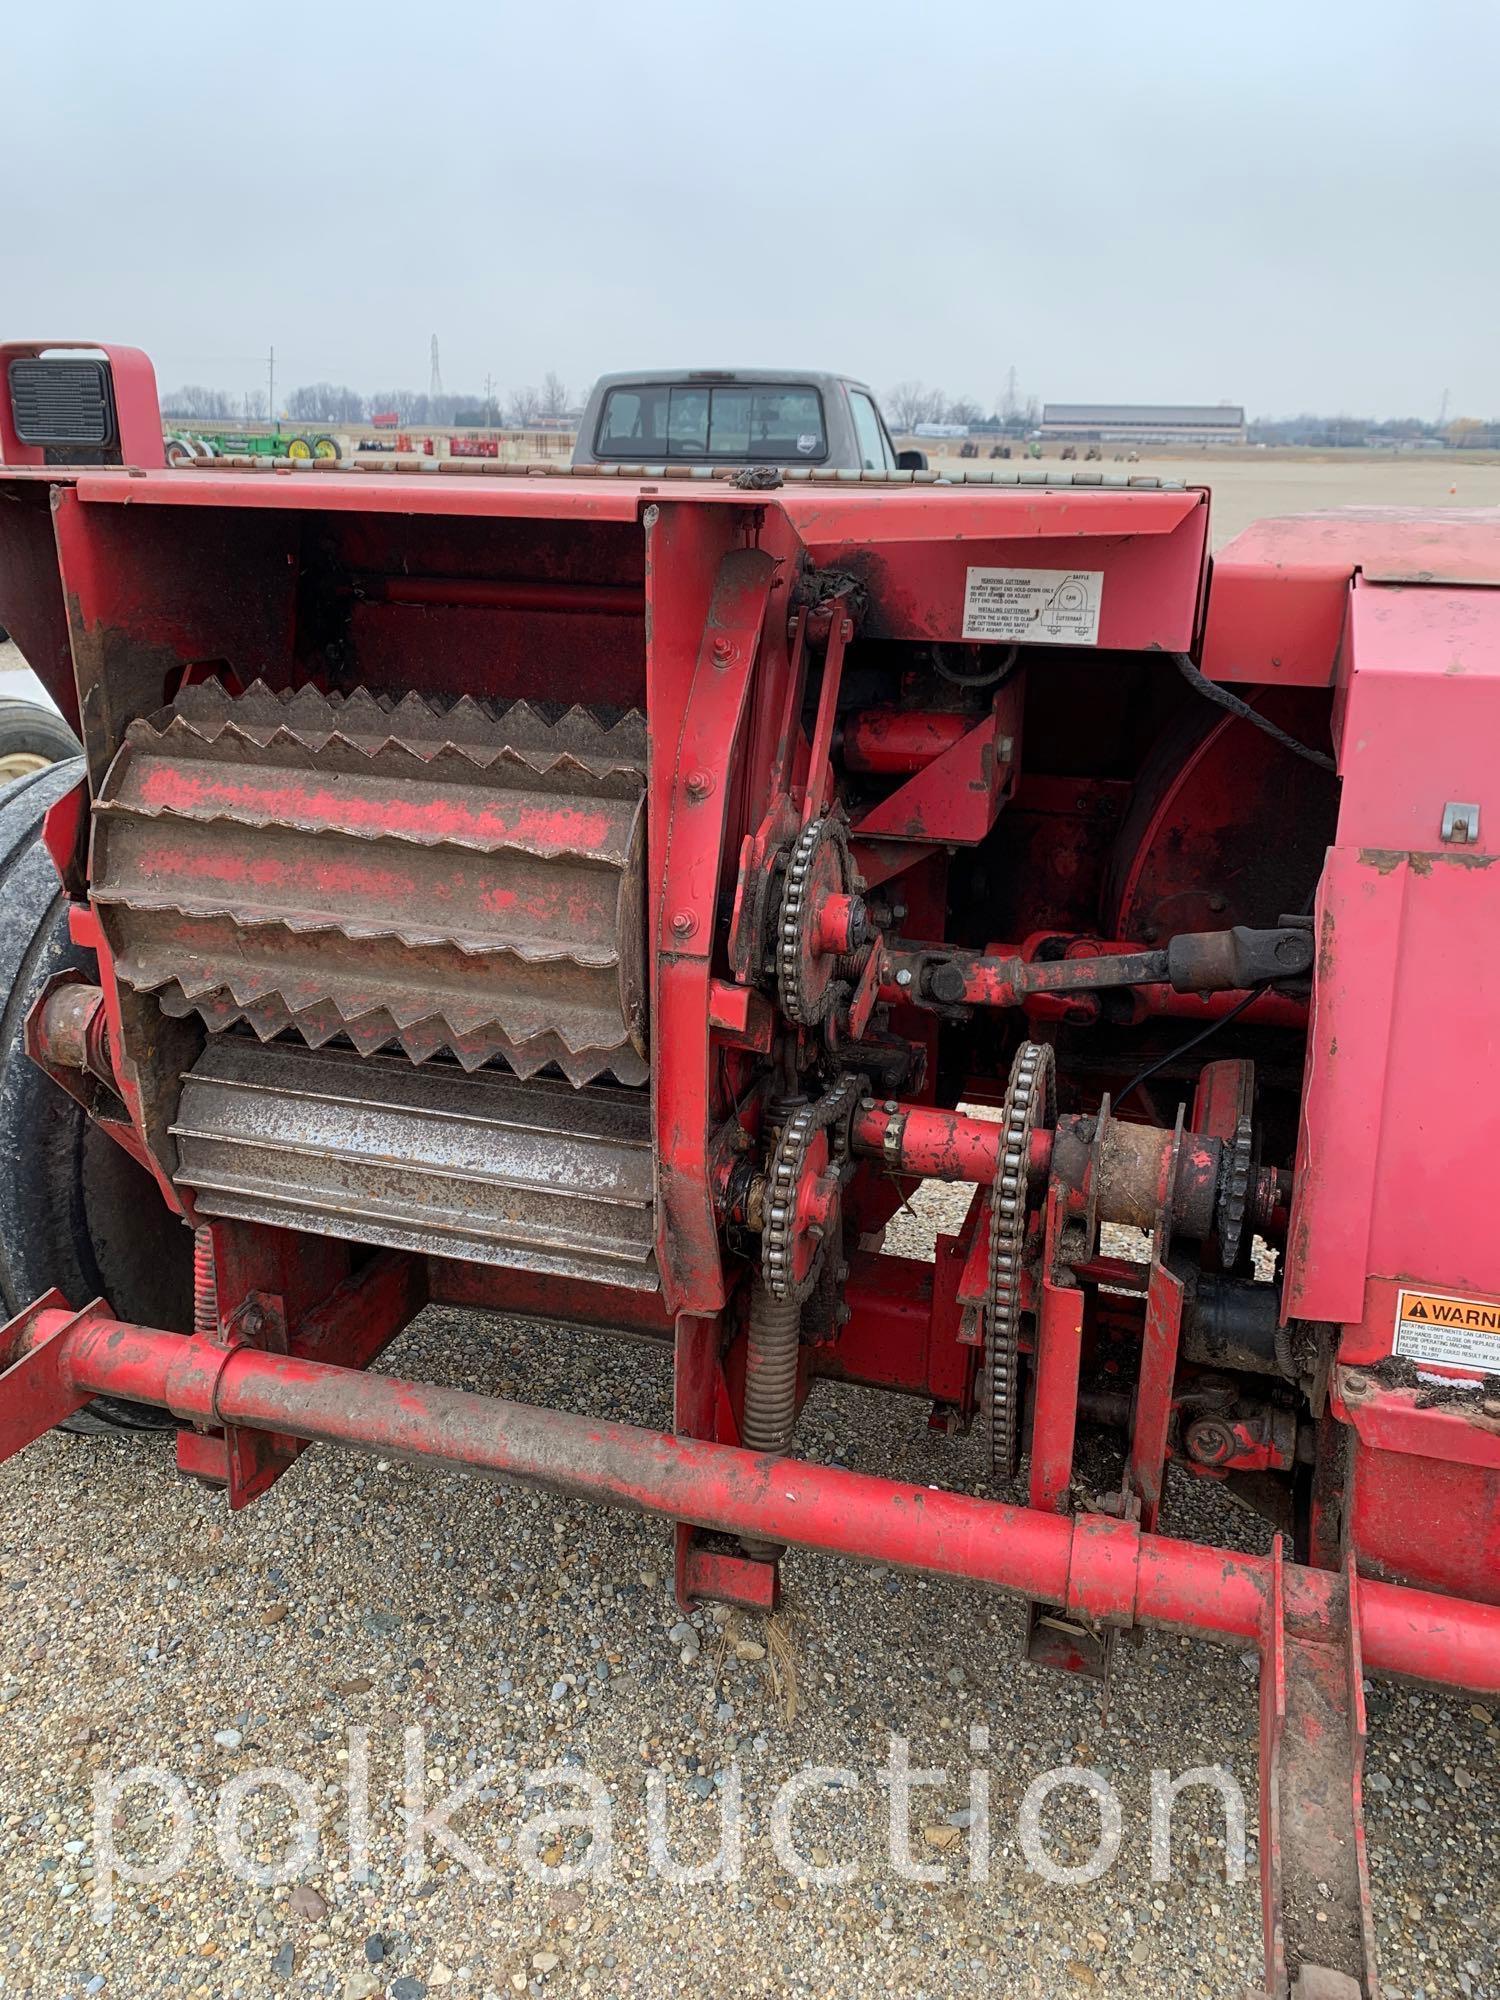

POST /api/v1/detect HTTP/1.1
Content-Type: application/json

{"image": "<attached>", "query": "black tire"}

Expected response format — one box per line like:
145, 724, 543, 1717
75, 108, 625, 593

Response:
0, 697, 81, 783
0, 758, 190, 1432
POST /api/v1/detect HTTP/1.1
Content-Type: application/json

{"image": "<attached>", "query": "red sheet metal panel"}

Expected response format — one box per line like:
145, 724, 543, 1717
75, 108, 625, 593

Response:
48, 469, 1208, 652
1333, 578, 1500, 853
788, 492, 1207, 650
1201, 508, 1500, 687
1286, 581, 1500, 1333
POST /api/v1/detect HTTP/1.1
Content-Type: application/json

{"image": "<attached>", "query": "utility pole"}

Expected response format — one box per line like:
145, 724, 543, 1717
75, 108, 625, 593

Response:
1437, 386, 1450, 430
267, 346, 275, 428
484, 372, 494, 426
430, 335, 443, 401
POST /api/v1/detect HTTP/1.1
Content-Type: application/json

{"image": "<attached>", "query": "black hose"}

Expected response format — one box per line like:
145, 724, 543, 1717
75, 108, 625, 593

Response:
933, 642, 1022, 690
1114, 983, 1268, 1113
1173, 655, 1336, 772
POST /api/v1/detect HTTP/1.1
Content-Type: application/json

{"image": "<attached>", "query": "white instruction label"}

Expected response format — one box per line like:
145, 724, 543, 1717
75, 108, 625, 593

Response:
1393, 1286, 1500, 1373
963, 566, 1104, 646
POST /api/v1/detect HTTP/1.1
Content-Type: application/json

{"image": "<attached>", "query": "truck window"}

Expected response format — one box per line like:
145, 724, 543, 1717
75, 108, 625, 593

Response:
848, 389, 894, 471
596, 384, 826, 461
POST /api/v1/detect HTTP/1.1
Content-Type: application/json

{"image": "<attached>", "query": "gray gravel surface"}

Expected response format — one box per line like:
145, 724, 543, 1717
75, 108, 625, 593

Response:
1, 1190, 1495, 1998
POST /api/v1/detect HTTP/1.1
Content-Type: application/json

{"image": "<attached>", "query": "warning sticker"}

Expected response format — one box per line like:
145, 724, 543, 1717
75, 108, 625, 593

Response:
1393, 1287, 1500, 1373
962, 567, 1104, 647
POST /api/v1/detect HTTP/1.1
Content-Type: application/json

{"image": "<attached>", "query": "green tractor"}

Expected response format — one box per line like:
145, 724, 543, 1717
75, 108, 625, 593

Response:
164, 428, 341, 465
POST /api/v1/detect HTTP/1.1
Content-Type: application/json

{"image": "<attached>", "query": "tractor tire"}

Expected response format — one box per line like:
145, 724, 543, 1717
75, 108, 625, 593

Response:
285, 435, 313, 460
0, 697, 81, 786
312, 434, 341, 460
0, 758, 190, 1433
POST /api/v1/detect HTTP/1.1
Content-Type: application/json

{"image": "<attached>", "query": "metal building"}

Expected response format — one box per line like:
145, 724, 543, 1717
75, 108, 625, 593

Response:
1041, 402, 1246, 445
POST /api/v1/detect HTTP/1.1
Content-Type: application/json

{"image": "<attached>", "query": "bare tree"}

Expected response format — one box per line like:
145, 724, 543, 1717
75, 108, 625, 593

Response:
886, 381, 927, 432
540, 372, 570, 420
508, 385, 542, 428
286, 383, 368, 424
945, 396, 983, 428
369, 390, 426, 423
241, 389, 268, 423
161, 385, 237, 420
886, 381, 947, 432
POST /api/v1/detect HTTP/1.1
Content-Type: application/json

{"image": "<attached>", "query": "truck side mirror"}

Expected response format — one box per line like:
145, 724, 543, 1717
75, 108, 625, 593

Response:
896, 448, 928, 472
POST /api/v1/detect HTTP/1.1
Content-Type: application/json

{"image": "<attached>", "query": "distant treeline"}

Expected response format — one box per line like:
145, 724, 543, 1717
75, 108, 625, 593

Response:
161, 374, 574, 430
1248, 413, 1500, 448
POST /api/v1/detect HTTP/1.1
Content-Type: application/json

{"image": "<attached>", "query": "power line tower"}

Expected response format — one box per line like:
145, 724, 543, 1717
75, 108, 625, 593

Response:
429, 336, 443, 401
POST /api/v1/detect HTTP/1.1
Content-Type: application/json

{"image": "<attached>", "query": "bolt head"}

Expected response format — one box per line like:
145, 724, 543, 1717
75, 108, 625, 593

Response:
685, 769, 713, 799
895, 967, 913, 988
671, 910, 696, 938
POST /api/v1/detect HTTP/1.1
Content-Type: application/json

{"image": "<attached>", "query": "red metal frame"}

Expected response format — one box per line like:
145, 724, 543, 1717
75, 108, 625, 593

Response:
3, 1292, 1498, 1696
5, 349, 1500, 2000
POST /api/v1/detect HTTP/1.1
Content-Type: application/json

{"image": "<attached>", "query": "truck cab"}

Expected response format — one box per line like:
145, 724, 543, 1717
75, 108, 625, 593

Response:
571, 368, 921, 471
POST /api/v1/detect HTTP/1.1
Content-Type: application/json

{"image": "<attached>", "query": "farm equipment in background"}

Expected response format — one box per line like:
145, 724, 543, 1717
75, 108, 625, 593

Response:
165, 426, 342, 463
2, 340, 1499, 2000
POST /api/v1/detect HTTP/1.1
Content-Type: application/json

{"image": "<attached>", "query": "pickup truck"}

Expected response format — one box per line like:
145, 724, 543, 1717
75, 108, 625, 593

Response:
571, 369, 925, 472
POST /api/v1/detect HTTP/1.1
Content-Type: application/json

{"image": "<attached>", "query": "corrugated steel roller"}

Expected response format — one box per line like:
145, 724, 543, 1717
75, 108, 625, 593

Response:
91, 680, 648, 1085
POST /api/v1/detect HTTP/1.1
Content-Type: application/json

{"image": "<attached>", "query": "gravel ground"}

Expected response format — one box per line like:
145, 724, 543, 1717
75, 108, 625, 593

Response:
1, 1185, 1496, 2000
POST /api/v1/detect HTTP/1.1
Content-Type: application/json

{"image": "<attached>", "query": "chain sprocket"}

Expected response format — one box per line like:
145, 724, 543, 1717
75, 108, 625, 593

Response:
1217, 1113, 1255, 1267
775, 816, 852, 1028
761, 1073, 861, 1305
982, 1040, 1055, 1482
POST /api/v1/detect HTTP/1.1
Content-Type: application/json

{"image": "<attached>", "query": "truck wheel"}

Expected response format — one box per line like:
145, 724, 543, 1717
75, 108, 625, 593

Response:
0, 698, 81, 786
0, 759, 190, 1433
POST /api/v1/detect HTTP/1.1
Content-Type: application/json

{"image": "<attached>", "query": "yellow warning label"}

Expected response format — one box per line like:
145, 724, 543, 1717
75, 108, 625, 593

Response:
1394, 1287, 1500, 1371
1399, 1290, 1500, 1332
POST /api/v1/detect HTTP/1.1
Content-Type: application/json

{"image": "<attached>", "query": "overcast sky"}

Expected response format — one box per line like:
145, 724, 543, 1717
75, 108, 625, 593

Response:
7, 0, 1496, 419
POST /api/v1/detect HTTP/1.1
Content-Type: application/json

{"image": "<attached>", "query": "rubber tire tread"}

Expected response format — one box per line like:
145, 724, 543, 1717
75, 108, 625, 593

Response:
0, 698, 82, 766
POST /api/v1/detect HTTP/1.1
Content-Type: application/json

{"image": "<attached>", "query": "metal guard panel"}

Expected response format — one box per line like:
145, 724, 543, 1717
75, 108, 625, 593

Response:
1286, 846, 1500, 1329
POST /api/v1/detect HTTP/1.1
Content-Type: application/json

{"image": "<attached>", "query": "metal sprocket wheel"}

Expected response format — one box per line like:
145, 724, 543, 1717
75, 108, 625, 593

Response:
760, 1074, 860, 1306
1217, 1113, 1255, 1268
982, 1040, 1055, 1482
774, 816, 852, 1028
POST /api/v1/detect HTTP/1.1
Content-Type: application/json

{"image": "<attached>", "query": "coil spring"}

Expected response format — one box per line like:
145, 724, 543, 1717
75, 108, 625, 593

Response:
192, 1229, 217, 1338
738, 1276, 802, 1560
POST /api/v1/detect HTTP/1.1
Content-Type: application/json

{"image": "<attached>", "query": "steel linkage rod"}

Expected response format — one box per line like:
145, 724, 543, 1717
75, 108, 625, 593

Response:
4, 1307, 1498, 1696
